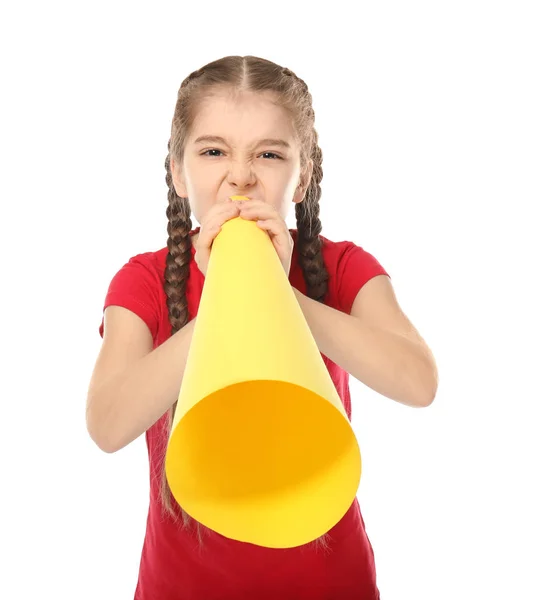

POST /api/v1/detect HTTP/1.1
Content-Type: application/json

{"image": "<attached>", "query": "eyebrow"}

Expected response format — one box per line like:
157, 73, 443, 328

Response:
193, 135, 291, 149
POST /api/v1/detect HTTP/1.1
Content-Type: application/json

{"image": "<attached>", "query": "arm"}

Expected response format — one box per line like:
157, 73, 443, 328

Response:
86, 306, 197, 453
292, 276, 438, 408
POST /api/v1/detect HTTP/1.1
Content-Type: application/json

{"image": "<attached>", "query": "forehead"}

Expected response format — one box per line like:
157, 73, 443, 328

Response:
189, 89, 297, 143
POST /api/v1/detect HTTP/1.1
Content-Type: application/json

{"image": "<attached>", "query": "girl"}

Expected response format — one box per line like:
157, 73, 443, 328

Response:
86, 55, 438, 600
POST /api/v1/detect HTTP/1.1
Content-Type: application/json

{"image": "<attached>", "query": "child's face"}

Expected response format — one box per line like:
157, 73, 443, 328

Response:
170, 88, 312, 225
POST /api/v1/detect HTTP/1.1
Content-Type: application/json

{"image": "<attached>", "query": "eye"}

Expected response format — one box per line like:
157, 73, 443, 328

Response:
260, 152, 283, 160
201, 149, 224, 157
200, 149, 283, 160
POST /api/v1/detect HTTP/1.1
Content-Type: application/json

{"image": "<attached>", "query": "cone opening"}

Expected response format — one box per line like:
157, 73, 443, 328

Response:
165, 380, 360, 547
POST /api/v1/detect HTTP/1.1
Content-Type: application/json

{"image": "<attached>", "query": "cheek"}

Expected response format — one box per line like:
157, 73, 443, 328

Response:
186, 193, 213, 224
281, 177, 299, 199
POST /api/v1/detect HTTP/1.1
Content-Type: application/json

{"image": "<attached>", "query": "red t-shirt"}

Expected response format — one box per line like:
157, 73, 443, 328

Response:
98, 227, 390, 600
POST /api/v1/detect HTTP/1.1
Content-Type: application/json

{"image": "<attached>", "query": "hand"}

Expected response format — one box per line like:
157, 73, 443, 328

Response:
237, 199, 294, 278
194, 198, 241, 277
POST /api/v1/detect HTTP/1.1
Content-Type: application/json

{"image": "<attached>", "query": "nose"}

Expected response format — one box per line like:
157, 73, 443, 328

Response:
227, 159, 256, 190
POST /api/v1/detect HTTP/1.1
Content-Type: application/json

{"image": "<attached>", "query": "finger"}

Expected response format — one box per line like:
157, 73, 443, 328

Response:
255, 219, 289, 243
203, 201, 241, 229
198, 219, 230, 248
198, 204, 240, 246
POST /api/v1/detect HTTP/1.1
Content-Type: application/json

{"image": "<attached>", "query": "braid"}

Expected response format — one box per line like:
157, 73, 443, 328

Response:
164, 144, 192, 338
281, 67, 329, 303
295, 128, 329, 303
161, 140, 204, 539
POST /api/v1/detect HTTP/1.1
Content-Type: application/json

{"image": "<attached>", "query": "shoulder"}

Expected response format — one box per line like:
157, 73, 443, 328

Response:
99, 230, 199, 340
290, 228, 387, 275
99, 249, 166, 338
123, 248, 165, 269
118, 226, 200, 281
107, 248, 167, 288
289, 229, 390, 314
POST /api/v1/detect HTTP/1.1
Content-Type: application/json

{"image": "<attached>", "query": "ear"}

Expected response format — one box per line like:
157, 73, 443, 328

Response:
293, 158, 313, 204
170, 156, 188, 198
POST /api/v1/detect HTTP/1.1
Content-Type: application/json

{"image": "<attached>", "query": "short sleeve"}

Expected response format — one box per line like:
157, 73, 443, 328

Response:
98, 253, 161, 341
336, 243, 390, 314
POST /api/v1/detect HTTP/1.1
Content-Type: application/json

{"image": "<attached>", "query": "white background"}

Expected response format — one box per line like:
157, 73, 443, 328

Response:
1, 1, 535, 598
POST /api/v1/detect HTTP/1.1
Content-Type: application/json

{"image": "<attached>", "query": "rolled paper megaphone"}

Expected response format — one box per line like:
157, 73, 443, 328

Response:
165, 196, 361, 548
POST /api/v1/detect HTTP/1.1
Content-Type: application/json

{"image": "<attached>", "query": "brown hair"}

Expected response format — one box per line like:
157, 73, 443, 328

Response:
161, 56, 330, 550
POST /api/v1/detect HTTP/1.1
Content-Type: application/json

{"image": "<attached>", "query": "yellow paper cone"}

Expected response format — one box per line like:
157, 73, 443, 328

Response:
165, 196, 361, 548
